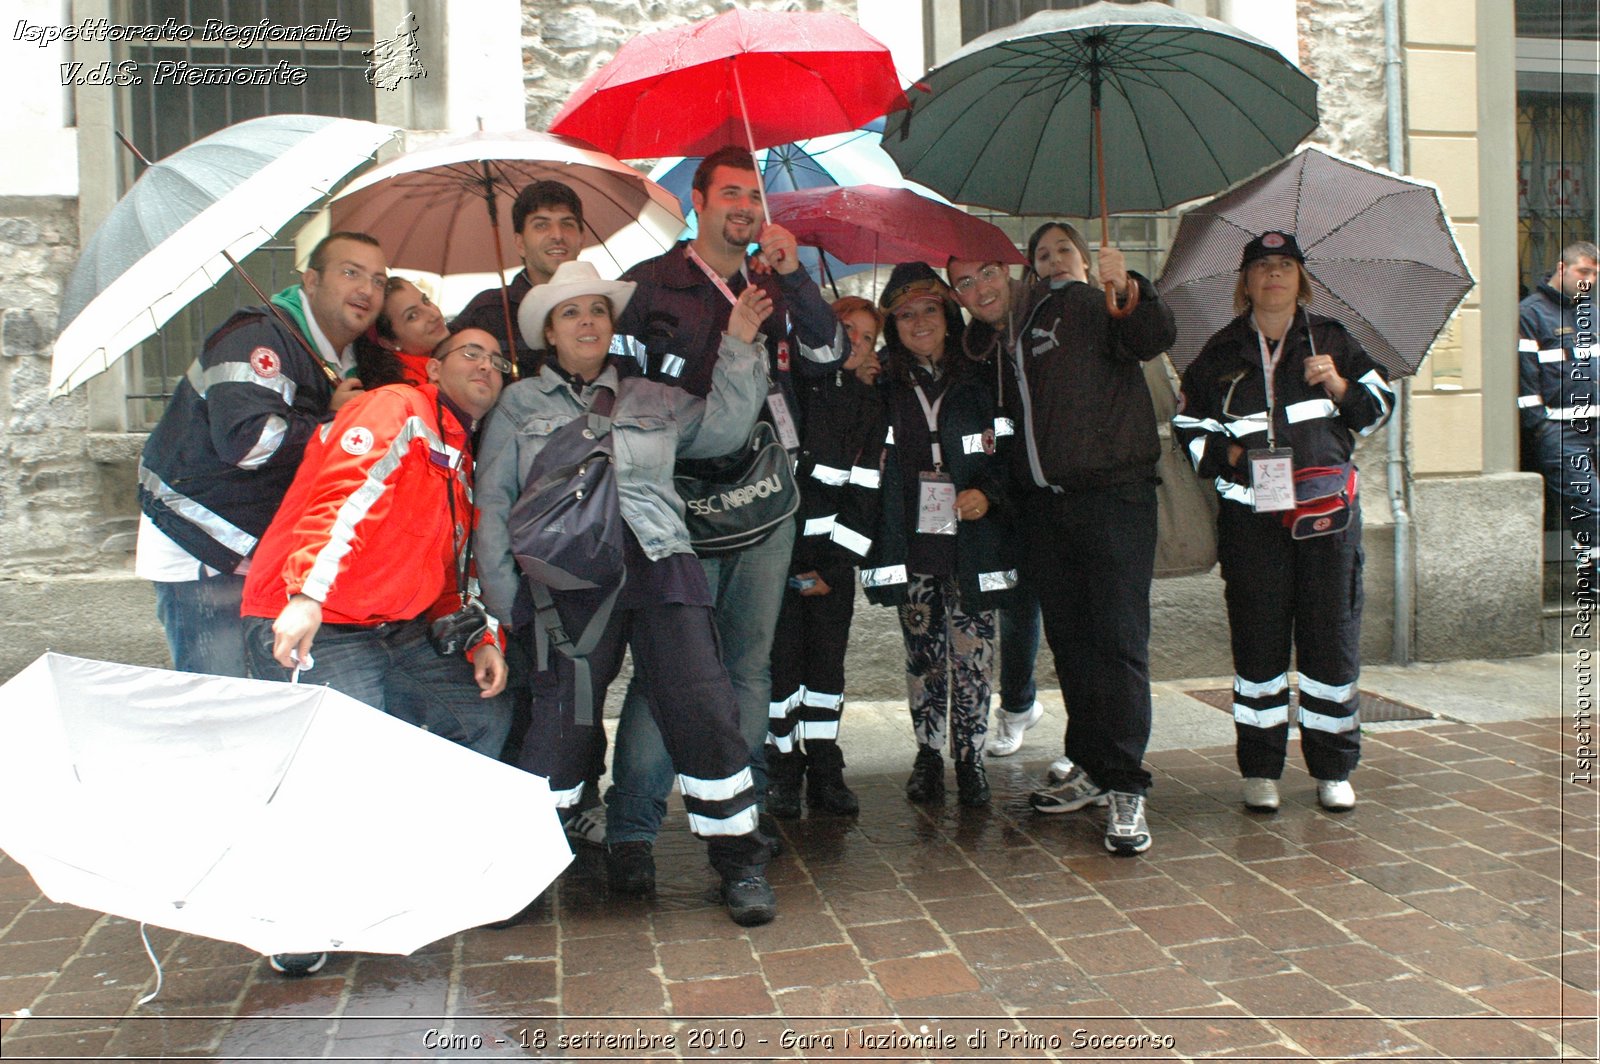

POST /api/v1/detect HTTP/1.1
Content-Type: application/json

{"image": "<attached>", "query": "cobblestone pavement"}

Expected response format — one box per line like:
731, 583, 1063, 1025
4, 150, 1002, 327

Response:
0, 717, 1596, 1062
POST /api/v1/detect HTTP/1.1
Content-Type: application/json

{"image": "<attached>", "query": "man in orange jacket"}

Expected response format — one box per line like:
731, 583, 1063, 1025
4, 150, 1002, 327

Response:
242, 327, 512, 757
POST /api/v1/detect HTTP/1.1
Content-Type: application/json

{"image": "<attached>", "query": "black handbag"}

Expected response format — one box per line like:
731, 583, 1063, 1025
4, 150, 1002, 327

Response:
674, 420, 800, 555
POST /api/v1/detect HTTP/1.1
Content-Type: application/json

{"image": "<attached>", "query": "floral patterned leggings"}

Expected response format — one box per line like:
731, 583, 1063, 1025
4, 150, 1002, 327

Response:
899, 573, 997, 764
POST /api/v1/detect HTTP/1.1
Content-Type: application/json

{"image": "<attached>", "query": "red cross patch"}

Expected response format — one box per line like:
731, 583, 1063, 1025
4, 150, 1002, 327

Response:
340, 426, 374, 456
249, 346, 281, 378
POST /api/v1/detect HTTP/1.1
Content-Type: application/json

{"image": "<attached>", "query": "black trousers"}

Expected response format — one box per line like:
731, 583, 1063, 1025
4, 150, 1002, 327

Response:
515, 589, 767, 877
1218, 500, 1363, 782
1022, 481, 1156, 795
767, 563, 856, 752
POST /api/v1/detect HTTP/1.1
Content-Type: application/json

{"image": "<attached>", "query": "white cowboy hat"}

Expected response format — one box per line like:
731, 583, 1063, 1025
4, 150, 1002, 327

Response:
517, 261, 637, 351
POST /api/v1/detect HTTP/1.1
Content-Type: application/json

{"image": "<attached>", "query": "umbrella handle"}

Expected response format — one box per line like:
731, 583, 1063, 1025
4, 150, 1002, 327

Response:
1105, 280, 1139, 319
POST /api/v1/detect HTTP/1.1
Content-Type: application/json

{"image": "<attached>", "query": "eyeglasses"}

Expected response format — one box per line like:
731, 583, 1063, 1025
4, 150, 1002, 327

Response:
439, 343, 513, 374
951, 263, 1005, 293
327, 264, 389, 291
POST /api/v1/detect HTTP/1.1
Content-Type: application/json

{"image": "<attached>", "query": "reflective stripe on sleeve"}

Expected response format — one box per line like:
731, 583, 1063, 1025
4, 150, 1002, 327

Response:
830, 522, 872, 557
860, 564, 907, 588
137, 463, 259, 558
187, 359, 299, 403
802, 515, 836, 537
849, 465, 881, 489
1538, 348, 1567, 364
236, 414, 288, 470
1286, 398, 1338, 423
978, 569, 1018, 592
810, 463, 850, 486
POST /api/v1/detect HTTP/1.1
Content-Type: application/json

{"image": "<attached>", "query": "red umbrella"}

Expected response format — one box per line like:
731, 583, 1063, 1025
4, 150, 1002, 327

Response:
767, 185, 1023, 269
550, 9, 908, 224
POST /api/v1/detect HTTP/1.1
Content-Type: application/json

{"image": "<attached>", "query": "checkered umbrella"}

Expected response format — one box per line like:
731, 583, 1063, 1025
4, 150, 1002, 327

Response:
1157, 148, 1475, 378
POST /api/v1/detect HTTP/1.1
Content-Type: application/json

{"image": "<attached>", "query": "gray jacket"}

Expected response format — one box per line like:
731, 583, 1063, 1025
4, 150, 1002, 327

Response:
474, 334, 768, 627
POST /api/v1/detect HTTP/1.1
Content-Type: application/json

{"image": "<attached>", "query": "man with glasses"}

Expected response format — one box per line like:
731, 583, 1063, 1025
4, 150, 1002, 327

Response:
240, 326, 511, 979
241, 325, 511, 744
137, 231, 388, 679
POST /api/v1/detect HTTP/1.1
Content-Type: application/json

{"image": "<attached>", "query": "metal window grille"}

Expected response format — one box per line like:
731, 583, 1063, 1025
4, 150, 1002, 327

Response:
116, 0, 376, 428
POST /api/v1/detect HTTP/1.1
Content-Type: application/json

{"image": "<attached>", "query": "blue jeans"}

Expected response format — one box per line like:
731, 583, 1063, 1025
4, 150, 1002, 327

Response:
243, 616, 511, 758
998, 591, 1041, 713
153, 573, 249, 677
607, 518, 794, 844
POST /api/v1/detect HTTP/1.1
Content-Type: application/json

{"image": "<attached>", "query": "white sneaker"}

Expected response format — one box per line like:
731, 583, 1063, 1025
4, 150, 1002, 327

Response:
1242, 777, 1280, 811
1103, 791, 1152, 855
988, 701, 1043, 756
1317, 779, 1356, 811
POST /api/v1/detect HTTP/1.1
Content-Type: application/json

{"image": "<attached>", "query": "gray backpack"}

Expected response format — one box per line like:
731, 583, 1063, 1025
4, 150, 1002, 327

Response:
508, 386, 625, 725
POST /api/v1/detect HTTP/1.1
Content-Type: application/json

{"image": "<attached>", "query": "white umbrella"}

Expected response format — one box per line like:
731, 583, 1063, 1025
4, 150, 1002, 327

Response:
50, 114, 399, 397
0, 653, 569, 958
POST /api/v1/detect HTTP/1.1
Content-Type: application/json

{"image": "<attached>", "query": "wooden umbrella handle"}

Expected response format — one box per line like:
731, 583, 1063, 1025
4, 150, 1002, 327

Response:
1105, 279, 1139, 318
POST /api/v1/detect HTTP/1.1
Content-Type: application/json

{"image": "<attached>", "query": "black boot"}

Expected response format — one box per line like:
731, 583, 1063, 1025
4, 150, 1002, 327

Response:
765, 745, 806, 820
804, 740, 859, 815
905, 746, 945, 803
955, 759, 990, 807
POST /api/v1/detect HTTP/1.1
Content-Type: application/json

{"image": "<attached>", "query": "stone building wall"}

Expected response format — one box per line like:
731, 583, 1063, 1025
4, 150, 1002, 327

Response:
0, 196, 124, 578
1298, 0, 1390, 167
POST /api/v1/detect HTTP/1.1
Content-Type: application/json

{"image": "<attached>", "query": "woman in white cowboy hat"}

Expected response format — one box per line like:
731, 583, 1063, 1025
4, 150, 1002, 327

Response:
474, 260, 783, 926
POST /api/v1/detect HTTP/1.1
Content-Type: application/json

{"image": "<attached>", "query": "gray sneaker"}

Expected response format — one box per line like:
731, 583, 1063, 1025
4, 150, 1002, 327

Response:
1103, 791, 1152, 855
1029, 762, 1108, 813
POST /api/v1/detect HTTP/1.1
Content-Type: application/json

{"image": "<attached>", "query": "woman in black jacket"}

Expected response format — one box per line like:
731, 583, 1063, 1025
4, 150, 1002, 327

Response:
1174, 231, 1394, 815
862, 263, 1018, 807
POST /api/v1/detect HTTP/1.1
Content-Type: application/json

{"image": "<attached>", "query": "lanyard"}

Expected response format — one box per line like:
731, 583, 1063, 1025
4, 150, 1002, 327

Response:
912, 381, 946, 471
1251, 312, 1291, 449
684, 243, 746, 308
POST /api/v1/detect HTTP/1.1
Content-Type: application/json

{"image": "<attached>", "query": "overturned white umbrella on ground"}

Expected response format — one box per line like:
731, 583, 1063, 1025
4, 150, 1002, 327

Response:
0, 653, 568, 964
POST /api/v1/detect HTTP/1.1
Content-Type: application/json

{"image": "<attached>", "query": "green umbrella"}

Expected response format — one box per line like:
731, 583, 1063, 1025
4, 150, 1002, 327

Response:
884, 1, 1318, 311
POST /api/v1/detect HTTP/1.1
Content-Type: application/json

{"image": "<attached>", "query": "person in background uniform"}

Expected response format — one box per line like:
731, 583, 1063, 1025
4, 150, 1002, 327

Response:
948, 255, 1043, 761
135, 231, 385, 677
239, 326, 511, 978
1173, 231, 1394, 814
766, 296, 886, 819
862, 263, 1018, 808
1518, 241, 1599, 572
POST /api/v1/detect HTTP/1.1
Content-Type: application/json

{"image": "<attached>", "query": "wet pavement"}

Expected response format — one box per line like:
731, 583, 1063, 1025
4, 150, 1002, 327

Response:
0, 662, 1597, 1062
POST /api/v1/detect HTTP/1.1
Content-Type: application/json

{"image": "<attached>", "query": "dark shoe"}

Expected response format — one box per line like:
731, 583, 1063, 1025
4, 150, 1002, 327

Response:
905, 746, 945, 803
804, 741, 859, 815
955, 759, 990, 807
605, 841, 656, 897
765, 746, 806, 820
721, 874, 777, 926
268, 952, 327, 977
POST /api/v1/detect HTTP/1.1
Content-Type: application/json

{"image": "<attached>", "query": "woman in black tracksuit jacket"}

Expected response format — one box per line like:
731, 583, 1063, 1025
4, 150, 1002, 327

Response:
862, 262, 1019, 808
1174, 231, 1394, 814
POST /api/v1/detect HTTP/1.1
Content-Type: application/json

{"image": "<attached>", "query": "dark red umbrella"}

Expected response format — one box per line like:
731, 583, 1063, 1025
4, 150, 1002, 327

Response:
767, 185, 1023, 269
550, 10, 908, 167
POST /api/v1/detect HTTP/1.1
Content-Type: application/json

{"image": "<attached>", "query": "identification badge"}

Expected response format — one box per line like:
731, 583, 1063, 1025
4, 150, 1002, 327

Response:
766, 388, 801, 451
1248, 447, 1296, 513
916, 471, 958, 535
